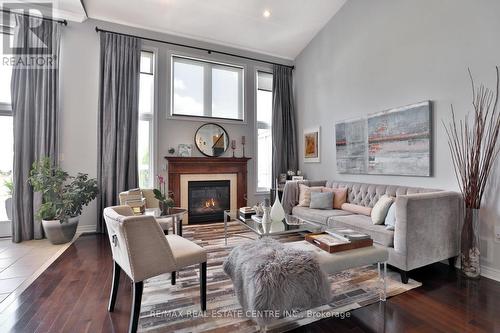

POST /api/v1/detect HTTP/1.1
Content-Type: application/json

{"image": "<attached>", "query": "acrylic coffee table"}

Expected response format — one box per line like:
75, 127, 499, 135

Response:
223, 210, 322, 246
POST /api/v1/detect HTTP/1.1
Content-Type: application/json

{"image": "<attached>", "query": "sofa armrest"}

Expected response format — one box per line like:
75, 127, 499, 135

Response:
394, 191, 461, 270
282, 180, 327, 214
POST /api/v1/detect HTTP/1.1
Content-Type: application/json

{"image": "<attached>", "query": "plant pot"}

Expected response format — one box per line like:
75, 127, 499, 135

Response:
42, 216, 79, 245
159, 201, 172, 216
5, 197, 12, 221
461, 208, 480, 279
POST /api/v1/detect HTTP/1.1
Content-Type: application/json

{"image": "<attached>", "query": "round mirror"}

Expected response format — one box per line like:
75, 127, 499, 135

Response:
194, 123, 230, 157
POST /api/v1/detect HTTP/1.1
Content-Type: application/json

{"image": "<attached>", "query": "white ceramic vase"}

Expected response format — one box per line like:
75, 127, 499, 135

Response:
270, 193, 285, 223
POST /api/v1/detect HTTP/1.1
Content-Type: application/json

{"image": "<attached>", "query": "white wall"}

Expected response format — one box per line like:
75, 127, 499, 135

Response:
294, 0, 500, 277
59, 18, 292, 232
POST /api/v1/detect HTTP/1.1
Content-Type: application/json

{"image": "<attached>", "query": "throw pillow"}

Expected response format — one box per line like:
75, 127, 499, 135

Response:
371, 194, 394, 225
309, 192, 334, 209
385, 202, 396, 230
298, 184, 323, 207
321, 187, 348, 209
340, 203, 372, 216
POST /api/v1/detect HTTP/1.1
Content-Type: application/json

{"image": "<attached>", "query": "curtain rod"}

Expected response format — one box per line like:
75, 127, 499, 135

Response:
95, 27, 294, 70
0, 9, 67, 25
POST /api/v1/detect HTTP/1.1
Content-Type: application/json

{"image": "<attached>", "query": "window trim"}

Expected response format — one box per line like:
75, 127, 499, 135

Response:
254, 67, 273, 195
138, 48, 158, 189
167, 52, 247, 124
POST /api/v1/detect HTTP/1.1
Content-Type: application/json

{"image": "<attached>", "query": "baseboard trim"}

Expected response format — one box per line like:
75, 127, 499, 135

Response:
77, 224, 96, 234
481, 264, 500, 282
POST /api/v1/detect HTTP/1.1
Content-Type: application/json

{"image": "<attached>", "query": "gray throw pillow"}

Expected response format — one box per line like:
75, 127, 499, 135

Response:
385, 203, 396, 230
309, 192, 334, 210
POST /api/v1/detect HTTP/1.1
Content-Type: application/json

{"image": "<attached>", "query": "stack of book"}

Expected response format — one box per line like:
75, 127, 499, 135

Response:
238, 207, 255, 220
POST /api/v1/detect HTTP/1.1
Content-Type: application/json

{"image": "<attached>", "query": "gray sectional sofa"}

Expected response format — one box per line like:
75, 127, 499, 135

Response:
282, 180, 461, 283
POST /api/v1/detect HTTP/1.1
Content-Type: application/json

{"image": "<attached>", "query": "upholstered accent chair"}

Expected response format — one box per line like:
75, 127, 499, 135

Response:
103, 206, 208, 333
119, 188, 174, 234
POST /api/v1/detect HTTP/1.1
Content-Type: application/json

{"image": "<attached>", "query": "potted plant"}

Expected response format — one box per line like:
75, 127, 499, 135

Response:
29, 158, 98, 244
154, 175, 174, 215
3, 177, 13, 221
444, 67, 500, 278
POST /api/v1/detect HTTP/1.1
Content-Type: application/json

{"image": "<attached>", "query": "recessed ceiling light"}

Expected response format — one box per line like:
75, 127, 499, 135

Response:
263, 10, 271, 18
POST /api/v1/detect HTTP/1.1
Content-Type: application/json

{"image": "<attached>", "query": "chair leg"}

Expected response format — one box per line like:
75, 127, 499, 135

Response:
108, 260, 121, 312
163, 228, 169, 235
448, 256, 457, 268
171, 271, 176, 285
200, 262, 207, 311
129, 281, 143, 333
400, 270, 409, 284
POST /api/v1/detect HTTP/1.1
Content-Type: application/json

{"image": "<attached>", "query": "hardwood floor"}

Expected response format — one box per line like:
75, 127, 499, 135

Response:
0, 233, 499, 333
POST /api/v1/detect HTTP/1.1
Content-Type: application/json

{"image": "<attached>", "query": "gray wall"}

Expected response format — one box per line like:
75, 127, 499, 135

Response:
294, 0, 500, 276
59, 18, 291, 232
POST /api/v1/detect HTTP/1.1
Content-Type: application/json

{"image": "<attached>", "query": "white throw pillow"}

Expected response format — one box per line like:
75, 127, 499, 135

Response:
371, 194, 394, 225
298, 184, 323, 207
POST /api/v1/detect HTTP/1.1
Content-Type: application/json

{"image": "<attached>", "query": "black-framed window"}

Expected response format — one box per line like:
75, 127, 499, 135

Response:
171, 55, 244, 121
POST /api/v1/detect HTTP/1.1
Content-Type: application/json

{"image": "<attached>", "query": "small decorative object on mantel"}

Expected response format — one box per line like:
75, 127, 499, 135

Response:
444, 67, 500, 279
154, 175, 174, 215
304, 126, 321, 163
241, 136, 246, 157
231, 140, 236, 157
177, 144, 192, 157
168, 147, 175, 155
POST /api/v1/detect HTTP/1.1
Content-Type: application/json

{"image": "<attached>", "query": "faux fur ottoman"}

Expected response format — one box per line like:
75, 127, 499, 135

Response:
223, 238, 330, 325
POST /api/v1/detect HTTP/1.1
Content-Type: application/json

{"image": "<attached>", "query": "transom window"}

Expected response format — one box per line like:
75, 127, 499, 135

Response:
171, 55, 244, 121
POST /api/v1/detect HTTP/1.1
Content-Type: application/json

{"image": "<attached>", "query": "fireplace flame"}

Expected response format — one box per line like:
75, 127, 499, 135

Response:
204, 198, 216, 208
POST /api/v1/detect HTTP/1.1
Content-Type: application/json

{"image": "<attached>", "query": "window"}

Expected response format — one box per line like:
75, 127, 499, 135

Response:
171, 55, 244, 121
0, 32, 13, 230
256, 71, 273, 192
138, 51, 155, 188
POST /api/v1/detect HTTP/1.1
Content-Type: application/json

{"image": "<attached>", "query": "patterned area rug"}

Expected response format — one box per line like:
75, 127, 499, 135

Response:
139, 222, 421, 332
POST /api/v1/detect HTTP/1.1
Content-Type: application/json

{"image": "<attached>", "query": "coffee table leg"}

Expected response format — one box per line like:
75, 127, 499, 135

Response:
177, 217, 183, 237
224, 213, 228, 246
378, 262, 387, 302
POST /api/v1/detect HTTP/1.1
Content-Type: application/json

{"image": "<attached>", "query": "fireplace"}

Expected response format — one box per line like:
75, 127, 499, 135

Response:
188, 180, 230, 223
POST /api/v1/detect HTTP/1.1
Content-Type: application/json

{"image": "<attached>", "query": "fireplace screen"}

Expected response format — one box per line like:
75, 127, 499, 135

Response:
188, 180, 230, 223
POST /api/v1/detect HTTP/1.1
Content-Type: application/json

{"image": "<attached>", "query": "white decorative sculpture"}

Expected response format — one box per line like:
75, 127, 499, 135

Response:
270, 179, 285, 223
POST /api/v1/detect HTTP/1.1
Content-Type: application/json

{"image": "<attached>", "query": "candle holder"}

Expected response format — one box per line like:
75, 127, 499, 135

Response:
231, 140, 236, 158
241, 136, 246, 158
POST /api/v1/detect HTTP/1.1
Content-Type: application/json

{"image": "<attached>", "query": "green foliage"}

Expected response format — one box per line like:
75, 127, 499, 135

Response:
3, 178, 13, 196
28, 158, 98, 222
153, 188, 174, 207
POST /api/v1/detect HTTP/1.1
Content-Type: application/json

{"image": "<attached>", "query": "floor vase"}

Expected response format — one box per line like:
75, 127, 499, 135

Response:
461, 208, 480, 278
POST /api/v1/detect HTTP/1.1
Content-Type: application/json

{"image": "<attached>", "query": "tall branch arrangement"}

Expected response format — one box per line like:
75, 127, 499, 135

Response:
443, 67, 500, 209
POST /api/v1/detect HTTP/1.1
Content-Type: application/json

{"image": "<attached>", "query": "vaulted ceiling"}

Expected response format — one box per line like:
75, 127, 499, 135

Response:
83, 0, 347, 60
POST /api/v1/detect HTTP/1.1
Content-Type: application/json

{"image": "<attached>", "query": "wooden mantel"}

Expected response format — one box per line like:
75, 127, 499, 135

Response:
165, 157, 251, 209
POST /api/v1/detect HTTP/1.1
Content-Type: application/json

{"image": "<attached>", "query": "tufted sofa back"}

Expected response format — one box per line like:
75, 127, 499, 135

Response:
325, 180, 440, 208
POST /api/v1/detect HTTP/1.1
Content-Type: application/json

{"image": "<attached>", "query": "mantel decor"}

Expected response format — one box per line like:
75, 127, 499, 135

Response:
165, 157, 250, 209
444, 67, 500, 279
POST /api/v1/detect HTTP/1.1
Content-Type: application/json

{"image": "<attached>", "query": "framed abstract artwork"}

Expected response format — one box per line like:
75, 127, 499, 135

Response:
335, 101, 432, 176
304, 127, 321, 163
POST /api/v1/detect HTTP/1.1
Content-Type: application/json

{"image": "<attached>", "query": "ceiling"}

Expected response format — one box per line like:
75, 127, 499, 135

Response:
83, 0, 347, 60
0, 0, 88, 23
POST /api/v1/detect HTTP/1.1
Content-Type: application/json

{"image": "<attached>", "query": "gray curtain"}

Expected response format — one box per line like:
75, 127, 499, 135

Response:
11, 16, 61, 243
96, 32, 141, 233
272, 65, 298, 183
